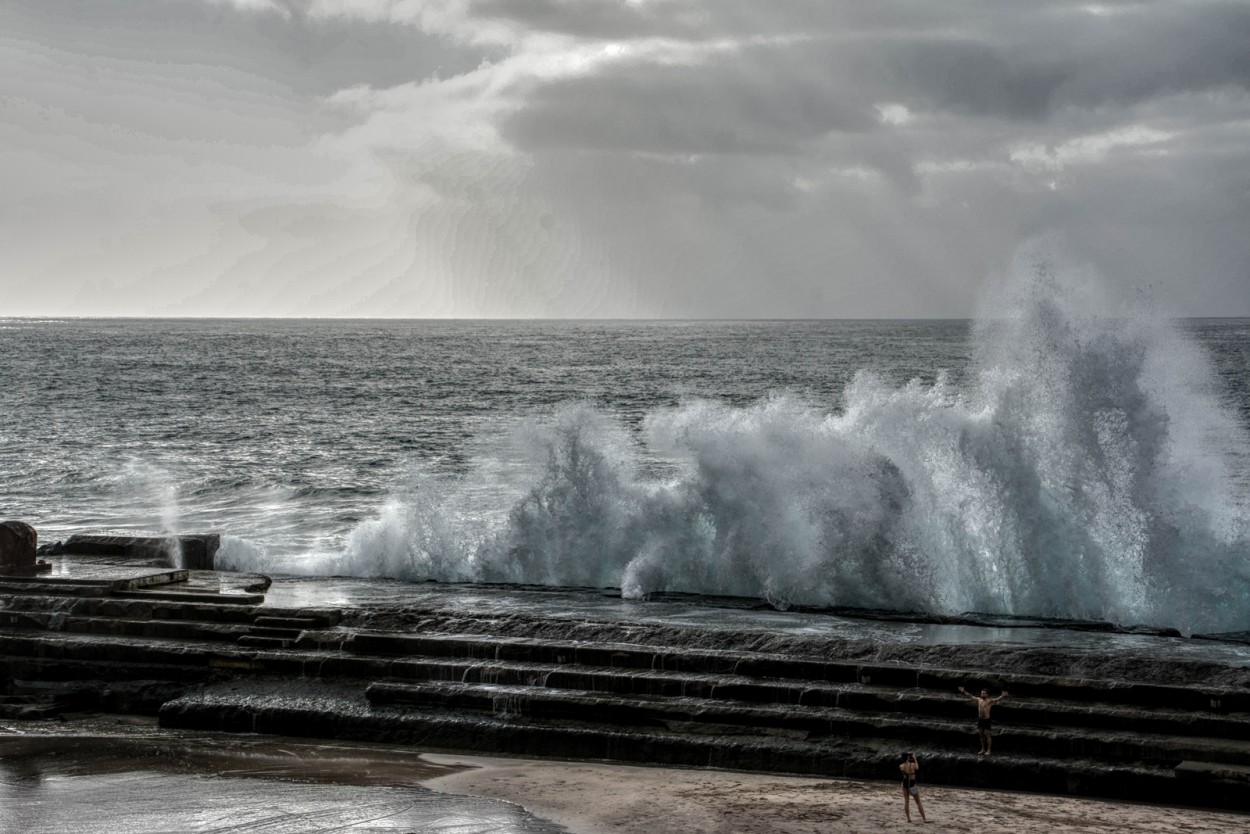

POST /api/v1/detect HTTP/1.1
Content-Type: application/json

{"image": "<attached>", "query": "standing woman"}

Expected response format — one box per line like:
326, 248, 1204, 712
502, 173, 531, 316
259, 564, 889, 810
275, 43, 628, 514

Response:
899, 752, 927, 823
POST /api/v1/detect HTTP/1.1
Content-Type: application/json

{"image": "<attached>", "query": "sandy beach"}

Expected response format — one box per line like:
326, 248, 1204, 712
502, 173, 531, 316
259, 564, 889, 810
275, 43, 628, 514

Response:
424, 753, 1250, 834
2, 717, 1248, 833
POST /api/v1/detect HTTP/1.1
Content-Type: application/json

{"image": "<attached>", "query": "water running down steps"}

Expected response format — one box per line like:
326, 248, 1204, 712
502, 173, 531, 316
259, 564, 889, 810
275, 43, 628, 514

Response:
3, 571, 1249, 809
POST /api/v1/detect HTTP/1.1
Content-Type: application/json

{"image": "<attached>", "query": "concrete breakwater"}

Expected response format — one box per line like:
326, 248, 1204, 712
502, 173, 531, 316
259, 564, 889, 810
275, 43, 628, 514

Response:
1, 536, 1249, 811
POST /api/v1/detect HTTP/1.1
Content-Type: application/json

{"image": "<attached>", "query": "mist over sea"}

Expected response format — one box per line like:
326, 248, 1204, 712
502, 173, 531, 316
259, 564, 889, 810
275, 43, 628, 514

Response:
3, 263, 1249, 633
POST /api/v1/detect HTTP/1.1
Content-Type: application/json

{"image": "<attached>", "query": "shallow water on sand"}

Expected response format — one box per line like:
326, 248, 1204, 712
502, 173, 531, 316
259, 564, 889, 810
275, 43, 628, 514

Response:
0, 725, 567, 834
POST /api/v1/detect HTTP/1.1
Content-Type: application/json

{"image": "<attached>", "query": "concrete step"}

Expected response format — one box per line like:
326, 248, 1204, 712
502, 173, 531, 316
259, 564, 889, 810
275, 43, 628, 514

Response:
0, 593, 265, 624
0, 632, 312, 675
0, 697, 70, 719
244, 626, 304, 640
0, 632, 376, 684
47, 614, 336, 650
156, 682, 1249, 810
0, 568, 188, 593
4, 611, 1247, 809
253, 615, 332, 629
367, 655, 1250, 741
5, 655, 219, 686
6, 619, 1247, 750
365, 680, 1250, 766
113, 589, 264, 605
6, 619, 1246, 748
0, 598, 342, 635
347, 631, 1250, 713
59, 616, 252, 643
237, 635, 295, 649
0, 685, 97, 719
0, 611, 47, 629
0, 581, 114, 597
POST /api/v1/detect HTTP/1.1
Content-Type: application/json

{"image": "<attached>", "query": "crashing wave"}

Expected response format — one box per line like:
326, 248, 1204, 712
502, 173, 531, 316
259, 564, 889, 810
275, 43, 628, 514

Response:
322, 250, 1250, 633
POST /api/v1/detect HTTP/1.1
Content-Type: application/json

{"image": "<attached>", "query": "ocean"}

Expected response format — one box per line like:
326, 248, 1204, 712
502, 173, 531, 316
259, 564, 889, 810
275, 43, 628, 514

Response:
3, 275, 1249, 634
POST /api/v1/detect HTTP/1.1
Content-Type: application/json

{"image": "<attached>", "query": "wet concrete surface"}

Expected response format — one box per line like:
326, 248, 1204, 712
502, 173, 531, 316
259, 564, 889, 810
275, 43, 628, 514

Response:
21, 552, 269, 595
260, 574, 1250, 667
0, 717, 567, 834
19, 552, 1250, 665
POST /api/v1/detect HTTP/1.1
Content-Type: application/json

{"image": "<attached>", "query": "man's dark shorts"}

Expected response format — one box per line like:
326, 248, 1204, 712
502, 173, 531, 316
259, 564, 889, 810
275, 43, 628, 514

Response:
977, 718, 992, 731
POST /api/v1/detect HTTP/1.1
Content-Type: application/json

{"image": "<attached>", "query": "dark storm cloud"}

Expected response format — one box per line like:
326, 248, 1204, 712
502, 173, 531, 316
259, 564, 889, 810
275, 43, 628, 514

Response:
500, 47, 879, 157
879, 40, 1071, 121
488, 1, 1250, 153
472, 0, 1249, 316
1050, 3, 1250, 107
872, 2, 1250, 120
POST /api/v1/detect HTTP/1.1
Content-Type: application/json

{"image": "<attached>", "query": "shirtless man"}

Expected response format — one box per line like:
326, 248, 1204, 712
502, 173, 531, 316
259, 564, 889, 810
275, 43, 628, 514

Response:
958, 686, 1008, 756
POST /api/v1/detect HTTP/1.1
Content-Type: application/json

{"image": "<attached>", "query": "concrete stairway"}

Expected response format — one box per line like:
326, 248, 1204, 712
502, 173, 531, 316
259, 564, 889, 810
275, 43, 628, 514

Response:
1, 586, 1248, 810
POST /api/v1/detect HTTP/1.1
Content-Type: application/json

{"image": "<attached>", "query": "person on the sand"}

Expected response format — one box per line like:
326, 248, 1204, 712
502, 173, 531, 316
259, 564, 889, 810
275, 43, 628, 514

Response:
958, 686, 1008, 755
899, 751, 927, 823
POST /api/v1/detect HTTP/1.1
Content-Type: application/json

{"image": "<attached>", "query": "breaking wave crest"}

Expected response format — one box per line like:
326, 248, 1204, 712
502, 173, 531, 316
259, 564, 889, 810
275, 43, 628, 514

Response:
335, 253, 1250, 633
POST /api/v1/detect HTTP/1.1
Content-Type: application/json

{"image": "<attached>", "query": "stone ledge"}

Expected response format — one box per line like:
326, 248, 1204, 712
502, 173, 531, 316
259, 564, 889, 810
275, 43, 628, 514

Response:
63, 533, 221, 570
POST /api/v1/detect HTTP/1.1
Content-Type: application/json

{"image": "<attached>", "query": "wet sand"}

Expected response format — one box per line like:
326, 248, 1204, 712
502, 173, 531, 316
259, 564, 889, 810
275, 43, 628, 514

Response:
423, 753, 1250, 834
3, 718, 1246, 833
0, 719, 567, 834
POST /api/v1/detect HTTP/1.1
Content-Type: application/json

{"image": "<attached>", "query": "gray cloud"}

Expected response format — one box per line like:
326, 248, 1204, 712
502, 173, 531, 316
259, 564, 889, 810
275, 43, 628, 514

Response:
500, 49, 879, 157
5, 0, 493, 95
1, 0, 1247, 317
469, 0, 698, 41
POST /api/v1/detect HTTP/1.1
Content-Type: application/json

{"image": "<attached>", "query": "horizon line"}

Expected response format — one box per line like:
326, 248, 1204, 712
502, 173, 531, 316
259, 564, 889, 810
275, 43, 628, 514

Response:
3, 314, 1248, 323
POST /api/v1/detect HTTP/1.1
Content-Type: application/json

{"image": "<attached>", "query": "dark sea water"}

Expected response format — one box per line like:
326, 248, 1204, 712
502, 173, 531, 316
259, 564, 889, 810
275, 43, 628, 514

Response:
2, 276, 1249, 633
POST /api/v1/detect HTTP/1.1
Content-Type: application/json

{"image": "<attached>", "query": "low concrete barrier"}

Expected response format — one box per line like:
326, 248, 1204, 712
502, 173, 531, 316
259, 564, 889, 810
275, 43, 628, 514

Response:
64, 533, 221, 570
0, 521, 44, 575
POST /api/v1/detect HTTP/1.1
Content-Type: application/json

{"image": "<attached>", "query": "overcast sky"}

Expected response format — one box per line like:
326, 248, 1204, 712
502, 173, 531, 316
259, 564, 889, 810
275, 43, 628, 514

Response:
2, 0, 1248, 318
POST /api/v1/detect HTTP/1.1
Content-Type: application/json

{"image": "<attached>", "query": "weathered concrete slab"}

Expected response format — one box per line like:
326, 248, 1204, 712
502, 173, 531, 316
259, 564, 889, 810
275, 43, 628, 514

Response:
0, 580, 115, 597
1175, 760, 1250, 782
0, 520, 38, 571
0, 566, 188, 591
112, 589, 265, 605
63, 533, 221, 570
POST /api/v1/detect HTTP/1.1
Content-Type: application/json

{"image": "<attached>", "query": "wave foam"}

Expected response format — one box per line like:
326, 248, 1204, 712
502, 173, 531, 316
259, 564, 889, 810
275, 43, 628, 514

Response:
339, 251, 1250, 632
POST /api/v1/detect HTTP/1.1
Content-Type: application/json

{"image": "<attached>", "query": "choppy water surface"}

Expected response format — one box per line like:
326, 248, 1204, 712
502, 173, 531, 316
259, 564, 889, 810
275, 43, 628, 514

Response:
2, 259, 1249, 632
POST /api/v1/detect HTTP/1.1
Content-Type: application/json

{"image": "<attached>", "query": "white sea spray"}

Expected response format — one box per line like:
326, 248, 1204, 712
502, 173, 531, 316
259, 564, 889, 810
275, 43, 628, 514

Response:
339, 251, 1250, 633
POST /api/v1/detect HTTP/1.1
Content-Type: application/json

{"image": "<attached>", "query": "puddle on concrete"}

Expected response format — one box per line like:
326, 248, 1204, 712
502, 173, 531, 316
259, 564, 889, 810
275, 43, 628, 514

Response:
0, 723, 566, 834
